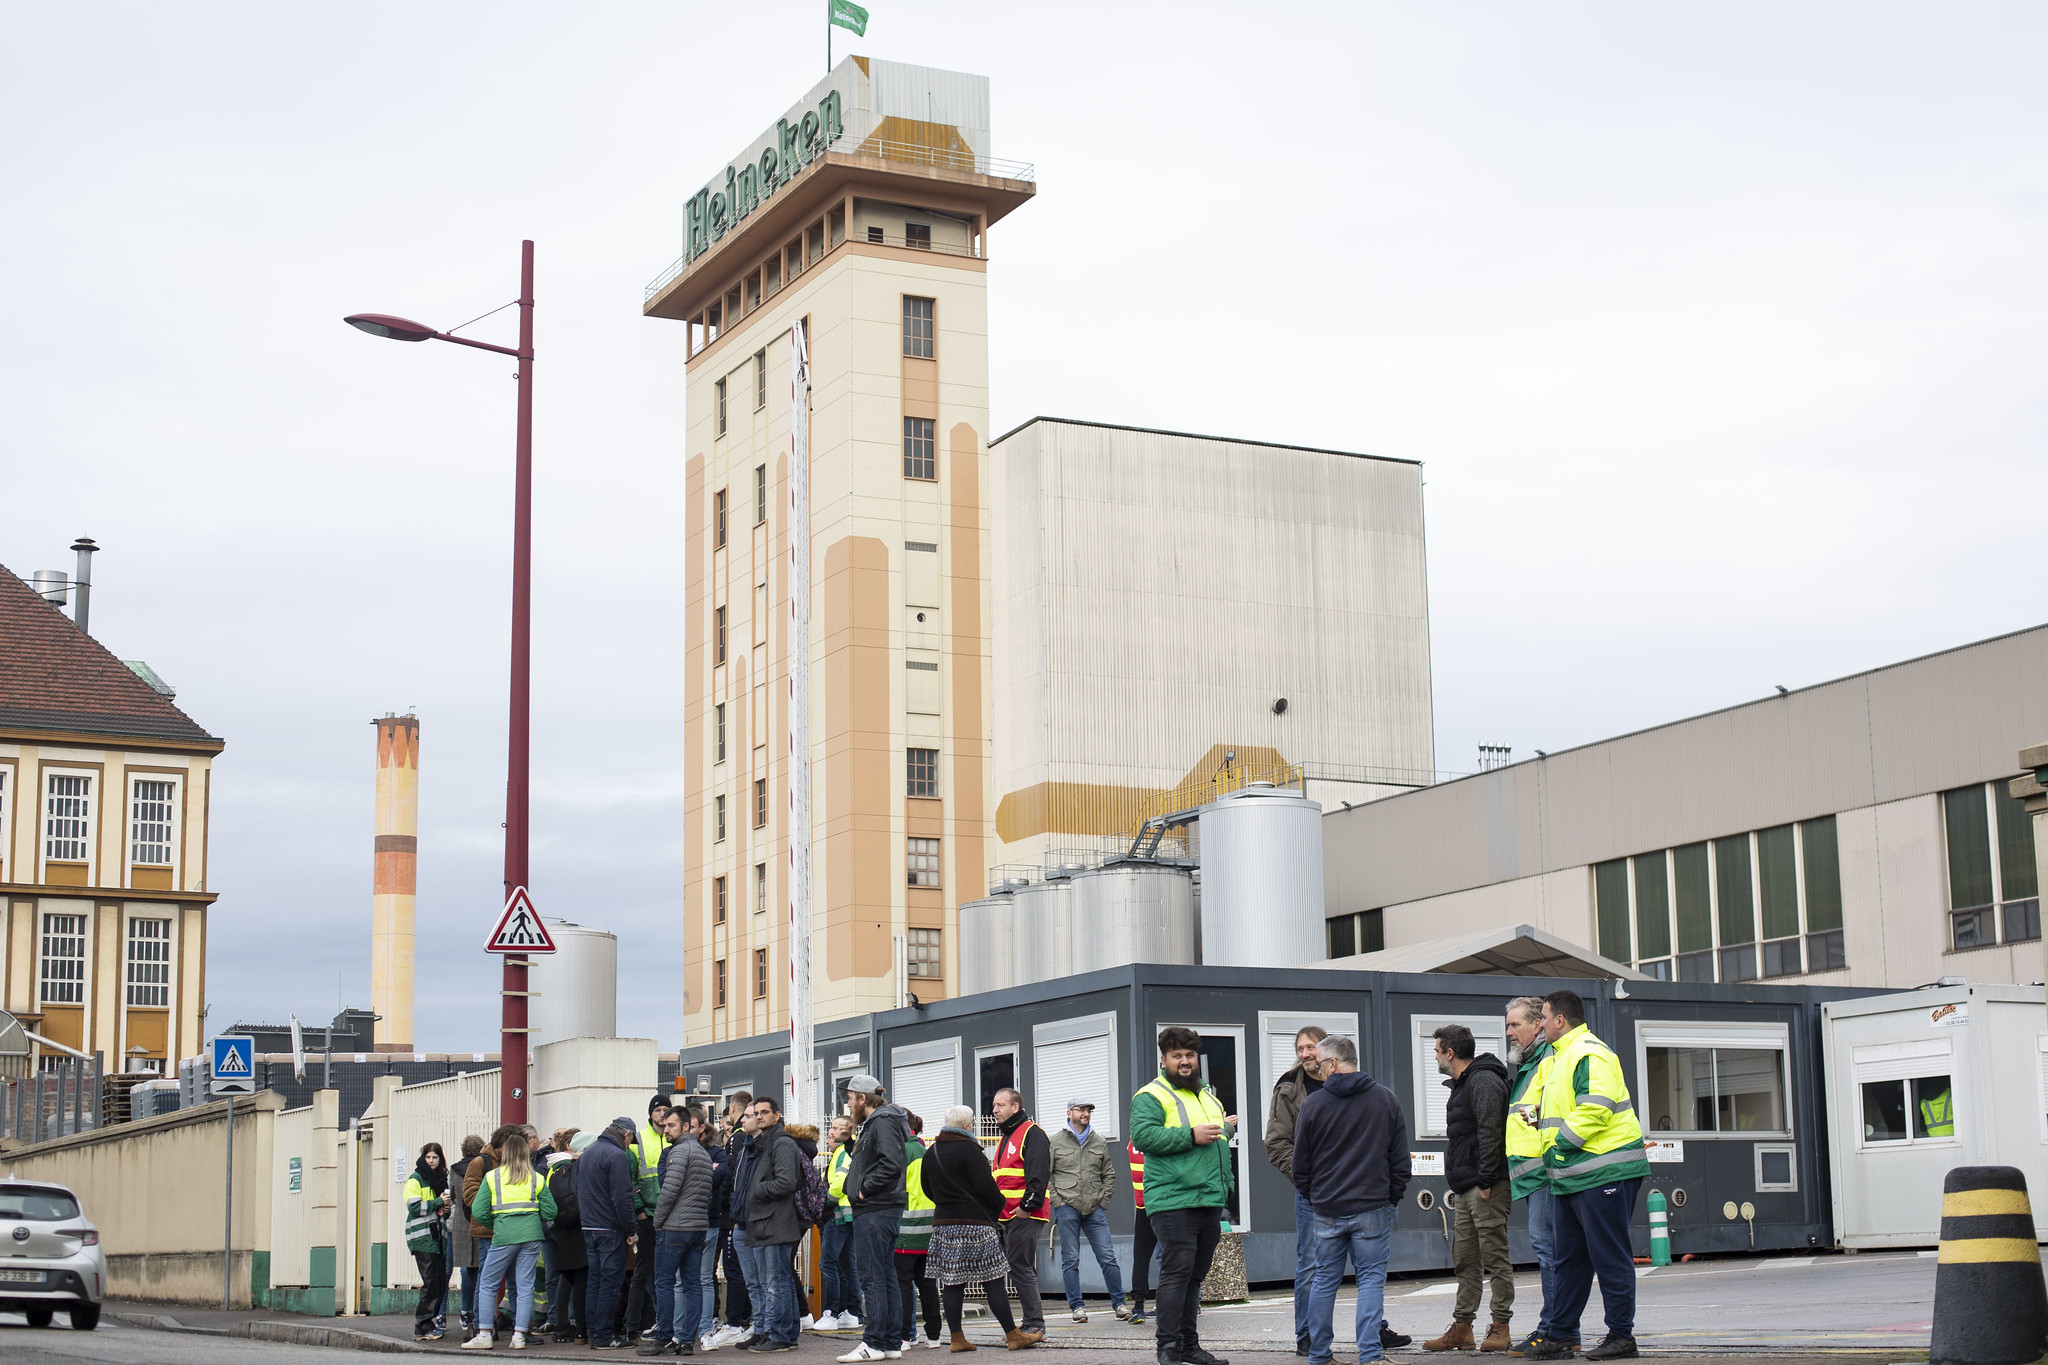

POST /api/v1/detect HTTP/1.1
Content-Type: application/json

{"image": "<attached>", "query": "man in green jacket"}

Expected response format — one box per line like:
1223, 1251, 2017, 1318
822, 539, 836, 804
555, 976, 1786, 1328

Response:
1131, 1026, 1235, 1365
1049, 1100, 1126, 1322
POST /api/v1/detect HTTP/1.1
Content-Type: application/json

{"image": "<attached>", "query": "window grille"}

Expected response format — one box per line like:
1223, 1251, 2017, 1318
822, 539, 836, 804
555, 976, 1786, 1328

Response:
45, 774, 90, 862
903, 417, 936, 479
907, 927, 941, 978
902, 297, 934, 358
131, 778, 175, 866
40, 913, 85, 1005
126, 917, 171, 1007
907, 837, 942, 888
906, 748, 938, 798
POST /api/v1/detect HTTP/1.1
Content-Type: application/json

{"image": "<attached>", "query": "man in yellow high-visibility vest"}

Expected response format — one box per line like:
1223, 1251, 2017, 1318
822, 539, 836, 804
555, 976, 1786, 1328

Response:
1510, 990, 1650, 1363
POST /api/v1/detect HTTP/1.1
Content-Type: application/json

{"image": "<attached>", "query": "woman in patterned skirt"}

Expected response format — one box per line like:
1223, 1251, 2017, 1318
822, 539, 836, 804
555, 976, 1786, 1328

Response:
916, 1106, 1027, 1352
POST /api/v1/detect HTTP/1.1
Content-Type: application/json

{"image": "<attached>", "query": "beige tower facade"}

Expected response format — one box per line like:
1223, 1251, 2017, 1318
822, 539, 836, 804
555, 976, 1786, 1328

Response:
646, 57, 1033, 1048
370, 714, 418, 1051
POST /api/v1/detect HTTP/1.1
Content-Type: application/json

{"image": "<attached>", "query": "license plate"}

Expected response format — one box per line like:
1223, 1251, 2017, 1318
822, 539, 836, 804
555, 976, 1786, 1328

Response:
0, 1269, 45, 1283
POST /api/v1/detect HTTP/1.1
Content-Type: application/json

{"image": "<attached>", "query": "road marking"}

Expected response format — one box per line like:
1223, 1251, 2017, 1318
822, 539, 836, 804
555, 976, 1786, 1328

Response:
1404, 1283, 1458, 1296
1771, 1257, 1815, 1268
1635, 1265, 1658, 1277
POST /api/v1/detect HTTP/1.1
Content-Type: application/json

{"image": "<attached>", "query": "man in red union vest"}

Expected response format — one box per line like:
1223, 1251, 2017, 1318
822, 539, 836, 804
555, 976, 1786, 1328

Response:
991, 1087, 1052, 1345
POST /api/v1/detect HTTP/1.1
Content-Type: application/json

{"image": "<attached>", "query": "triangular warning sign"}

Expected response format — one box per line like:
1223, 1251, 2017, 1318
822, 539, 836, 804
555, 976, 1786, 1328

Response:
485, 886, 557, 954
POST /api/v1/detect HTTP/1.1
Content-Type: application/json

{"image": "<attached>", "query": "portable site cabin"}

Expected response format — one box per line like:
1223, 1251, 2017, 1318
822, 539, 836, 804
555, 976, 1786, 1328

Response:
682, 959, 1875, 1284
1823, 982, 2048, 1249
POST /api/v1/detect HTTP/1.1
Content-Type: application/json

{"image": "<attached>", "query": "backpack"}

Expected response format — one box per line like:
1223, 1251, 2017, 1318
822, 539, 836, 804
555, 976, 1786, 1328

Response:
792, 1144, 834, 1226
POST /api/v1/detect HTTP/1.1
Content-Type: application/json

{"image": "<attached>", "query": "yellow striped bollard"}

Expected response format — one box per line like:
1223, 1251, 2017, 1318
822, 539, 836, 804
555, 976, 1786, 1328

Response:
1929, 1166, 2047, 1365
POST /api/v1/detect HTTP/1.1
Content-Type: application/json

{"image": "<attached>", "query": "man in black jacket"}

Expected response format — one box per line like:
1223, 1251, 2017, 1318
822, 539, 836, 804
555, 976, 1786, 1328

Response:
1425, 1026, 1514, 1353
581, 1121, 641, 1350
1294, 1034, 1410, 1365
742, 1096, 807, 1350
844, 1074, 911, 1360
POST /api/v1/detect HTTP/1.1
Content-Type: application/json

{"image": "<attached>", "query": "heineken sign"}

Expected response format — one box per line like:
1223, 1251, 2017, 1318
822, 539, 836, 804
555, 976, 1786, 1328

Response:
687, 90, 844, 264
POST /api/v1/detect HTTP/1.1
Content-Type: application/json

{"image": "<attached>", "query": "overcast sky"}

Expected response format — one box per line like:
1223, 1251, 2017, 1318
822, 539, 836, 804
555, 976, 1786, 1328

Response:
4, 4, 2044, 1053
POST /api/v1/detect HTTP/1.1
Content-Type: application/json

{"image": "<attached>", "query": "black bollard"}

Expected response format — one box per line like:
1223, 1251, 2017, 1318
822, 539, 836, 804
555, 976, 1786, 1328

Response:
1929, 1166, 2048, 1365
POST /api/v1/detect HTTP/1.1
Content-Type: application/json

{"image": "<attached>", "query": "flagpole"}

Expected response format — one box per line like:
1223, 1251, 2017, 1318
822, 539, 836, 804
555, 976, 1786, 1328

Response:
827, 0, 831, 71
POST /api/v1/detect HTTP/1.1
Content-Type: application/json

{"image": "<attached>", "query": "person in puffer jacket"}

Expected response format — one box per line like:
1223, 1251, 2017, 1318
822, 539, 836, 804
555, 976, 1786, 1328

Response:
649, 1104, 717, 1353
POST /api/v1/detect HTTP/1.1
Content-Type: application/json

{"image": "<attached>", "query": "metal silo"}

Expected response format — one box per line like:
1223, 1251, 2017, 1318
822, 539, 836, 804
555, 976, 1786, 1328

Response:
959, 884, 1019, 997
527, 919, 619, 1048
1070, 863, 1196, 974
1012, 868, 1079, 986
1196, 782, 1325, 968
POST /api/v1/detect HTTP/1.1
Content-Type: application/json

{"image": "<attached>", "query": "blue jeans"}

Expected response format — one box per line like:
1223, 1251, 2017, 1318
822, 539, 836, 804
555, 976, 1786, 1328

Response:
1052, 1205, 1124, 1308
1550, 1178, 1641, 1341
738, 1234, 800, 1343
1293, 1192, 1317, 1341
1524, 1185, 1572, 1343
475, 1239, 542, 1335
654, 1229, 711, 1346
821, 1218, 863, 1316
1307, 1206, 1396, 1365
583, 1227, 629, 1345
854, 1209, 904, 1351
700, 1229, 721, 1329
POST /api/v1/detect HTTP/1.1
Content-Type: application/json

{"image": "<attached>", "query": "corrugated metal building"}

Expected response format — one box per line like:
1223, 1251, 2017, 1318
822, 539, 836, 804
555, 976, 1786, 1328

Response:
1324, 624, 2048, 990
988, 419, 1436, 872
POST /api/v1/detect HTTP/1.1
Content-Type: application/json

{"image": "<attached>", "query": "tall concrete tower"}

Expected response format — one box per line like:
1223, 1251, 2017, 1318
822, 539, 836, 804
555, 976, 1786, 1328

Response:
643, 57, 1034, 1050
371, 713, 419, 1051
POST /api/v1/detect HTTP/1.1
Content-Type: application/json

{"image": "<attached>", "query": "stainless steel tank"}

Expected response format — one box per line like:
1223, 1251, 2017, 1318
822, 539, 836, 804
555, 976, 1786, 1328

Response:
527, 919, 619, 1048
959, 894, 1013, 997
1069, 863, 1197, 974
1196, 782, 1325, 968
1012, 871, 1078, 986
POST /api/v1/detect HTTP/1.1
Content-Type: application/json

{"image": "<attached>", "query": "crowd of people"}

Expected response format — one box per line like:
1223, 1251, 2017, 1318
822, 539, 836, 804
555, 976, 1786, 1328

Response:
395, 986, 1648, 1364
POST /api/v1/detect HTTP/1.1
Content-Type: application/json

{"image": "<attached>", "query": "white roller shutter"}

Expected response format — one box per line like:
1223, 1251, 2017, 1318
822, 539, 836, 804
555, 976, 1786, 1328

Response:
1033, 1012, 1120, 1138
890, 1039, 961, 1128
1412, 1015, 1507, 1138
1257, 1012, 1359, 1140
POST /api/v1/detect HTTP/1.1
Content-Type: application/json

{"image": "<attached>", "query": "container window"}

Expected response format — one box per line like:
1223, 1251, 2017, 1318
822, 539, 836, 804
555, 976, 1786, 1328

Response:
1639, 1025, 1791, 1138
1754, 1143, 1797, 1192
1412, 1015, 1506, 1137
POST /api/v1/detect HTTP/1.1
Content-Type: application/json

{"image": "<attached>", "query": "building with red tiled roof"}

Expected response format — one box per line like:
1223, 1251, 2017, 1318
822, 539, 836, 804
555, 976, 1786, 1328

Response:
0, 565, 222, 1070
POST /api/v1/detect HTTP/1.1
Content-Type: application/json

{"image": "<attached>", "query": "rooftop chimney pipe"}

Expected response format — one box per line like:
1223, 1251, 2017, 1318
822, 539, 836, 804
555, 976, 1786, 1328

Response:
69, 538, 96, 635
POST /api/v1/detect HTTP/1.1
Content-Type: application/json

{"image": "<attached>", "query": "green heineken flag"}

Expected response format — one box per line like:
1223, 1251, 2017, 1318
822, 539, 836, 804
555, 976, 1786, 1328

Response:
830, 0, 868, 37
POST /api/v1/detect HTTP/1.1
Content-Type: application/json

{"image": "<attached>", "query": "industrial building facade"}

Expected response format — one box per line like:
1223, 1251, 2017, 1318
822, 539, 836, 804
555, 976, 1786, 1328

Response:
988, 419, 1435, 873
646, 57, 1034, 1044
0, 566, 220, 1070
1324, 624, 2048, 991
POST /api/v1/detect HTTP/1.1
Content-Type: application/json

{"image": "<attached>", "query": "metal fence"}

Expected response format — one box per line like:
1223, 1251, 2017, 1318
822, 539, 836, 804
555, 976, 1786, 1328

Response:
0, 1055, 105, 1143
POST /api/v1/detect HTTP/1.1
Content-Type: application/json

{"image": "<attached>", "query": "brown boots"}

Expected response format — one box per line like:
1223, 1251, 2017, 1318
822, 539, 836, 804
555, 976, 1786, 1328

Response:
950, 1331, 976, 1352
1004, 1328, 1044, 1350
1425, 1323, 1478, 1352
1481, 1323, 1514, 1352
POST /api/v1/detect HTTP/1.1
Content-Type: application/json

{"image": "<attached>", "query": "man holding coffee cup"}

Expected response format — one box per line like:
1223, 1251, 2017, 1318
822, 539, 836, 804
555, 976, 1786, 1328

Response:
1131, 1027, 1236, 1365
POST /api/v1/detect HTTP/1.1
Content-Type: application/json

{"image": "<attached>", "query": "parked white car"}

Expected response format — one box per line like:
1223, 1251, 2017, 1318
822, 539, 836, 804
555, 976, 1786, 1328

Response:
0, 1180, 105, 1331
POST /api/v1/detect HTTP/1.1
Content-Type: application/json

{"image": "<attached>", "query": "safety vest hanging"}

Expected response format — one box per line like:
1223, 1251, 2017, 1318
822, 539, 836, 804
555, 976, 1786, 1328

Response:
1920, 1089, 1955, 1137
1127, 1142, 1146, 1212
994, 1119, 1048, 1222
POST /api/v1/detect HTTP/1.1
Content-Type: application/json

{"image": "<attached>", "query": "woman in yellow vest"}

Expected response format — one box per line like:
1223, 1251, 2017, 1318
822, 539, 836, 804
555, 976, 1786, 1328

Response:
463, 1131, 559, 1351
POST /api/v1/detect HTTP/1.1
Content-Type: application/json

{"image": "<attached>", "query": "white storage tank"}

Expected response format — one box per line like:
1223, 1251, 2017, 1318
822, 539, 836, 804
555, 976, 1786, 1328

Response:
527, 919, 619, 1048
1070, 863, 1196, 974
1012, 870, 1080, 986
1197, 782, 1325, 968
959, 891, 1013, 997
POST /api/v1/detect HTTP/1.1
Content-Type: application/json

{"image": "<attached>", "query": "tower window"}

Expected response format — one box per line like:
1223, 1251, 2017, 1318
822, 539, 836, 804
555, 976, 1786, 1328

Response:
903, 297, 934, 359
907, 748, 939, 798
715, 958, 728, 1007
39, 913, 85, 1005
715, 378, 727, 436
715, 703, 727, 762
715, 488, 728, 548
126, 917, 171, 1007
753, 948, 769, 998
714, 875, 727, 923
754, 350, 767, 410
905, 223, 931, 250
868, 226, 884, 244
130, 778, 176, 867
907, 927, 942, 978
715, 794, 727, 842
754, 778, 768, 828
903, 417, 936, 480
755, 862, 768, 914
908, 837, 942, 888
715, 605, 728, 664
755, 465, 768, 524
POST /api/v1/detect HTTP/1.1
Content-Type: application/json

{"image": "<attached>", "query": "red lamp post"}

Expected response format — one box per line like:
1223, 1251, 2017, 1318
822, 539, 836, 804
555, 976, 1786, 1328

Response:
346, 239, 537, 1124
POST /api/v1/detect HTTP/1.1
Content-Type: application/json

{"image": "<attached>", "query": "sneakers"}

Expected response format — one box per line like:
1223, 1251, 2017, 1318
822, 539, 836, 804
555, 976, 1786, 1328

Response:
1072, 1308, 1088, 1324
749, 1342, 798, 1354
1581, 1337, 1637, 1361
1114, 1303, 1131, 1321
801, 1316, 816, 1332
839, 1345, 895, 1362
1297, 1333, 1312, 1356
1519, 1342, 1575, 1361
1384, 1324, 1415, 1350
461, 1330, 496, 1350
815, 1313, 842, 1331
641, 1343, 673, 1358
700, 1333, 723, 1352
1128, 1305, 1148, 1326
709, 1325, 751, 1349
510, 1333, 528, 1350
926, 1330, 948, 1348
1481, 1324, 1513, 1353
839, 1315, 865, 1332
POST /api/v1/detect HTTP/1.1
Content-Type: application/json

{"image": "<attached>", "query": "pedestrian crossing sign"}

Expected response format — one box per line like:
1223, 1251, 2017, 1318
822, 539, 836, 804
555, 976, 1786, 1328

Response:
485, 886, 557, 954
211, 1035, 255, 1094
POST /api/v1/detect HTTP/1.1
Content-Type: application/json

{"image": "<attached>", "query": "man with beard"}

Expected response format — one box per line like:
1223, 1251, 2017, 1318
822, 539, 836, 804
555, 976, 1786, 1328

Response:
1132, 1027, 1235, 1365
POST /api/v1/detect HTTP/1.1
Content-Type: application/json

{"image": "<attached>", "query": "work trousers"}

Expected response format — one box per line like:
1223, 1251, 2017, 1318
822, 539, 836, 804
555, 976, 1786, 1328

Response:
583, 1227, 630, 1346
1149, 1206, 1222, 1357
821, 1218, 863, 1317
1130, 1212, 1157, 1304
412, 1252, 447, 1336
622, 1215, 656, 1337
1550, 1178, 1642, 1341
854, 1209, 905, 1352
1052, 1205, 1124, 1309
895, 1251, 940, 1342
1000, 1215, 1048, 1332
1451, 1183, 1515, 1325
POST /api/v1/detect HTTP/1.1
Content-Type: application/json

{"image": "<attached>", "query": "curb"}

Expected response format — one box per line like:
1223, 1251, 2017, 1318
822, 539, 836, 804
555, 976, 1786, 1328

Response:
107, 1307, 435, 1353
109, 1309, 228, 1336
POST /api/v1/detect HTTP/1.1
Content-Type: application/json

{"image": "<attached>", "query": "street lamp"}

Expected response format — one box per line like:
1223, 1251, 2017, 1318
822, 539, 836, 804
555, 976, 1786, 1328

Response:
345, 239, 537, 1125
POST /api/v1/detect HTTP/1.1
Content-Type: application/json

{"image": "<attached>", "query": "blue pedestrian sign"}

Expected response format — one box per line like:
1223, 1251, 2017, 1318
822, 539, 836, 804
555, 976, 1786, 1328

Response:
211, 1035, 254, 1095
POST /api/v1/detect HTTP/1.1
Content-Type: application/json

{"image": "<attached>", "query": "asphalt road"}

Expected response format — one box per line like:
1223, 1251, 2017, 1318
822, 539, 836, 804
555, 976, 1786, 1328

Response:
0, 1250, 1939, 1360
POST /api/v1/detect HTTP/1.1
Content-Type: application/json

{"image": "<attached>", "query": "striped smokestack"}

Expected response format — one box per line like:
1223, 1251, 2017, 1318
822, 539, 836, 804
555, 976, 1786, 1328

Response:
371, 713, 419, 1052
